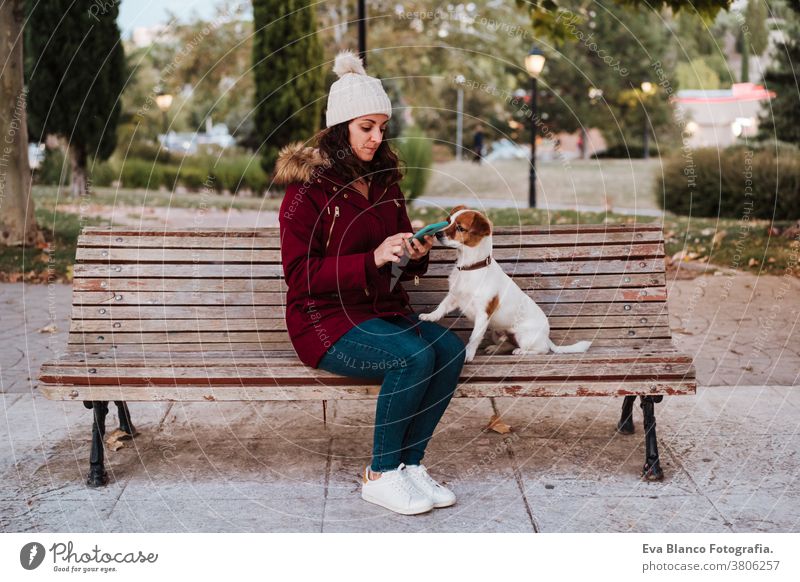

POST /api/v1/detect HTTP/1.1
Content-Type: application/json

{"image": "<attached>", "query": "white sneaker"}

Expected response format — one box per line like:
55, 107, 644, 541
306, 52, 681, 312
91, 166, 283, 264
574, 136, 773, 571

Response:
403, 464, 456, 508
361, 463, 434, 515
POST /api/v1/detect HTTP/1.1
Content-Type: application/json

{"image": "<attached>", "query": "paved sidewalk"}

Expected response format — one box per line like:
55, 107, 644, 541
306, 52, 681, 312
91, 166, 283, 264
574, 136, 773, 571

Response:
1, 272, 798, 532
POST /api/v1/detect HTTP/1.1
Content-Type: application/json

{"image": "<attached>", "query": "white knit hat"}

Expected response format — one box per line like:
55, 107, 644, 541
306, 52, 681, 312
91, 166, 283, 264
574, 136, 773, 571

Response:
325, 50, 392, 127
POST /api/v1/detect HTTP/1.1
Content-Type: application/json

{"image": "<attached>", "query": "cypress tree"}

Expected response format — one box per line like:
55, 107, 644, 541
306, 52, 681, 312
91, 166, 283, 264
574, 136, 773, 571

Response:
758, 39, 800, 146
757, 1, 800, 146
253, 0, 324, 180
26, 0, 125, 197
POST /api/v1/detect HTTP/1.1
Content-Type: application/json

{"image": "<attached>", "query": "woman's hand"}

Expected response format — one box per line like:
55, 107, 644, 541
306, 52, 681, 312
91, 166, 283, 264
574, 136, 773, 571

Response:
402, 233, 434, 261
373, 233, 434, 268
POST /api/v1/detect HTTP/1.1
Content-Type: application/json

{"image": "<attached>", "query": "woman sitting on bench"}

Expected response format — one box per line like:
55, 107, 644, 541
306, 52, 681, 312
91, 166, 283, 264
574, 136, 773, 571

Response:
274, 50, 466, 516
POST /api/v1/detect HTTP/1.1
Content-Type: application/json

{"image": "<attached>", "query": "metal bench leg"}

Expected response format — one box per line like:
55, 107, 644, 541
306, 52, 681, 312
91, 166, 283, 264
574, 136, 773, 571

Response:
114, 401, 136, 436
87, 401, 109, 487
617, 395, 636, 434
640, 395, 664, 481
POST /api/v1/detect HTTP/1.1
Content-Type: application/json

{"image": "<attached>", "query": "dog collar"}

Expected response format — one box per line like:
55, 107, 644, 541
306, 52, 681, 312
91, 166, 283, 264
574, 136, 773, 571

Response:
457, 256, 492, 271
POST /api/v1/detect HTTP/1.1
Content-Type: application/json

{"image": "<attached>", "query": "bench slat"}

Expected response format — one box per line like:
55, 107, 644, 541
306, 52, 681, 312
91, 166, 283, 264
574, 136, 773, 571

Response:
63, 344, 681, 356
70, 287, 666, 306
71, 273, 666, 293
37, 380, 696, 401
79, 224, 664, 236
70, 309, 669, 330
49, 352, 692, 366
75, 243, 664, 263
71, 301, 668, 320
72, 258, 666, 278
77, 230, 664, 249
67, 327, 674, 344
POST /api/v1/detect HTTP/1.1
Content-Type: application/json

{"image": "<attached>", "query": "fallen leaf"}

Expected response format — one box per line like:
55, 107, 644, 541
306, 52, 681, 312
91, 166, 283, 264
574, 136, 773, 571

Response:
712, 230, 727, 246
671, 327, 694, 335
485, 414, 512, 434
38, 323, 58, 334
671, 250, 687, 262
104, 428, 133, 452
748, 258, 758, 267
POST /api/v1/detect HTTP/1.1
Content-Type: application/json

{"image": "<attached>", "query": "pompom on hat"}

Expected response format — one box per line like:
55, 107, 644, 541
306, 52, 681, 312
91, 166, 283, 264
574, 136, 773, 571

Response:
325, 50, 392, 127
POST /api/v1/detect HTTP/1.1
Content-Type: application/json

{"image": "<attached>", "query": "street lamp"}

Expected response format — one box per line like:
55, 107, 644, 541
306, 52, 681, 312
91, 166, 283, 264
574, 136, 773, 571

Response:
155, 91, 173, 137
640, 81, 655, 159
455, 74, 465, 161
358, 0, 367, 67
524, 44, 545, 208
584, 87, 604, 159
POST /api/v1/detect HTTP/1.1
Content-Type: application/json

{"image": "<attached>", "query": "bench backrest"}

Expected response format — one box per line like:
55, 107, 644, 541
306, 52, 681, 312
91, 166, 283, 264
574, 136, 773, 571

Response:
70, 224, 671, 355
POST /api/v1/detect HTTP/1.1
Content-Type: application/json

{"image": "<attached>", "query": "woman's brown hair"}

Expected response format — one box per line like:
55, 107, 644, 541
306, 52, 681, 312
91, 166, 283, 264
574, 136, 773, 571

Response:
315, 121, 403, 189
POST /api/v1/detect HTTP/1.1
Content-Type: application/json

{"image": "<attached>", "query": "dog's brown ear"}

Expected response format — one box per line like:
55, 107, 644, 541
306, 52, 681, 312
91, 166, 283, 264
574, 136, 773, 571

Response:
448, 205, 467, 218
471, 212, 492, 237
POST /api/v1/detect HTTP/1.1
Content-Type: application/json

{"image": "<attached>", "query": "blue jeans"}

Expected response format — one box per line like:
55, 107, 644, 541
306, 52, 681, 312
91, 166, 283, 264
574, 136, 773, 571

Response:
318, 314, 466, 472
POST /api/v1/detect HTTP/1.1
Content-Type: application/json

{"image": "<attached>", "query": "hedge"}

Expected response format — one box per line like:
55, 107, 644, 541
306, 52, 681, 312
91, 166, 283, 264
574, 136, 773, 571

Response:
658, 144, 800, 220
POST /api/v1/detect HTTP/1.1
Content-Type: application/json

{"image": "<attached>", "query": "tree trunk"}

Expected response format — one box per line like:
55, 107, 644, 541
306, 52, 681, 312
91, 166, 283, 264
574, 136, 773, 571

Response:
741, 33, 750, 83
69, 143, 88, 198
0, 0, 38, 246
580, 127, 588, 159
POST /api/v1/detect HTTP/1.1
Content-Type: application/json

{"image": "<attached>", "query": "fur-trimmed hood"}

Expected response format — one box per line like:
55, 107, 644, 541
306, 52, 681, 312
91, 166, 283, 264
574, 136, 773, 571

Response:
272, 142, 330, 185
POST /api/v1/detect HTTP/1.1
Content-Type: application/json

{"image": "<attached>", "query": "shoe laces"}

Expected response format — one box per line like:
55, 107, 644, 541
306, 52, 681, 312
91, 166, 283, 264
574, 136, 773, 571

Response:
407, 464, 442, 489
388, 463, 422, 497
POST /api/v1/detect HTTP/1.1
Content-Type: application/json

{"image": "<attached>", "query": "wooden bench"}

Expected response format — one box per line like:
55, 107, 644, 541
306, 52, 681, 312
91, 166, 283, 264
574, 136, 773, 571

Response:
39, 224, 696, 487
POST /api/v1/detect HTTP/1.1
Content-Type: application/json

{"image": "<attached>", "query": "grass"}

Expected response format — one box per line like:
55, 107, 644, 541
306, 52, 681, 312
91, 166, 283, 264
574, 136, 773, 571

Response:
0, 207, 104, 283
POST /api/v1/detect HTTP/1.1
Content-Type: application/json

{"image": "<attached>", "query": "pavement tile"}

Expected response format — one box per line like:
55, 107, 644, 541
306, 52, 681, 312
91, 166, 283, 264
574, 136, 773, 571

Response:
4, 395, 170, 446
116, 438, 330, 502
658, 386, 798, 437
516, 435, 697, 497
106, 497, 323, 533
663, 433, 800, 496
709, 491, 800, 533
1, 499, 115, 533
322, 492, 534, 533
528, 494, 729, 533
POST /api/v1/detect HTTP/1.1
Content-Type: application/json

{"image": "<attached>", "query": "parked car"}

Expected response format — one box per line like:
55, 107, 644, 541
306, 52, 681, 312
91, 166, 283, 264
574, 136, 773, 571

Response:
485, 138, 530, 161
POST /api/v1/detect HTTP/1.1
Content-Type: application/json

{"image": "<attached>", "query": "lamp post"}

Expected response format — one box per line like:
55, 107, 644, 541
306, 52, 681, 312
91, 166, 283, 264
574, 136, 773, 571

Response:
640, 81, 654, 160
358, 0, 367, 67
455, 74, 465, 161
525, 45, 545, 208
584, 87, 603, 160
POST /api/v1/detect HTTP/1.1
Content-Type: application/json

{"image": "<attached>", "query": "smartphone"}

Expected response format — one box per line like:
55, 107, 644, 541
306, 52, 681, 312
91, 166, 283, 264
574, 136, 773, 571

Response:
411, 220, 449, 241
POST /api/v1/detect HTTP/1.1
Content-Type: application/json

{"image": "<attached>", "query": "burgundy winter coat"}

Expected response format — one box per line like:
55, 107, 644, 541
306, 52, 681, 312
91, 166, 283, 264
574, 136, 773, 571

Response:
274, 142, 430, 368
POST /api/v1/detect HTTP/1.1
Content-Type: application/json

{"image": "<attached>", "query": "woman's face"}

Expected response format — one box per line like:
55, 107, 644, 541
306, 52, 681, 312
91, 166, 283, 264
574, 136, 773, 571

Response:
347, 114, 389, 163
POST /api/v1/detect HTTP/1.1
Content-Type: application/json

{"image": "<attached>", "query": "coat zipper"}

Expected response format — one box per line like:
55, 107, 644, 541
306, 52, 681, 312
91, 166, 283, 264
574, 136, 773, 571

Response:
325, 205, 340, 250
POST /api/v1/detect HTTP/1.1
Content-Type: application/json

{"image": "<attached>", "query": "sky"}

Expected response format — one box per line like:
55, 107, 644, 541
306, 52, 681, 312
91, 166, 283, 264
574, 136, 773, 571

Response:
118, 0, 237, 37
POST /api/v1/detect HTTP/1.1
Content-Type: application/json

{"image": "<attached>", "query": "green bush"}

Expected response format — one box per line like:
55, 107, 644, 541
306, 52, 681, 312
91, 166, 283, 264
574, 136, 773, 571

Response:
206, 156, 267, 194
127, 140, 175, 164
33, 147, 70, 186
659, 146, 800, 219
592, 143, 658, 159
396, 127, 433, 202
88, 158, 116, 187
119, 159, 164, 189
162, 164, 210, 191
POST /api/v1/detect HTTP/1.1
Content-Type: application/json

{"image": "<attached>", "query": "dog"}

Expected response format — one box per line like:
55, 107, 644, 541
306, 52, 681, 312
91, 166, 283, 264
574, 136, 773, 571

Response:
419, 206, 592, 362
